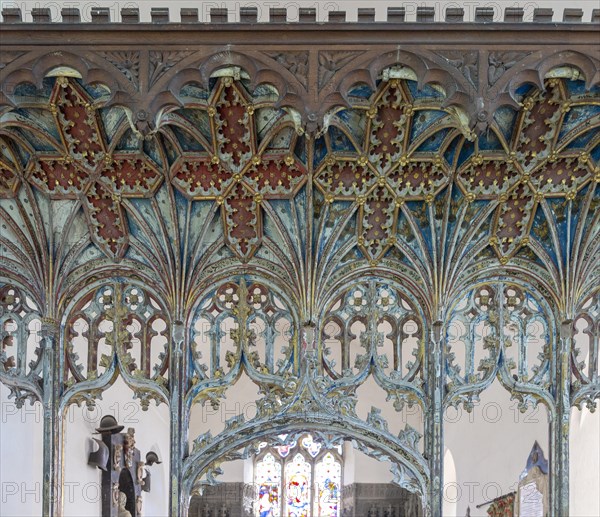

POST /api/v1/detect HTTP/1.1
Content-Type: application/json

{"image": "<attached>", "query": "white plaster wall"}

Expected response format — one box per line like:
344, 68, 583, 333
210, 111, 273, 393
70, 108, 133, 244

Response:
570, 407, 600, 517
219, 459, 244, 482
443, 449, 457, 517
342, 440, 355, 486
444, 380, 549, 517
62, 377, 170, 517
0, 383, 43, 517
351, 450, 394, 484
188, 373, 260, 448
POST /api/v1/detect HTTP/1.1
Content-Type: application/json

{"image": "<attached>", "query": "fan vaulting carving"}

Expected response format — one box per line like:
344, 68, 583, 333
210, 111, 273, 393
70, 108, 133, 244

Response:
317, 77, 599, 263
169, 77, 307, 259
458, 78, 599, 260
1, 75, 598, 264
316, 79, 457, 262
0, 76, 306, 261
0, 61, 599, 517
3, 77, 162, 259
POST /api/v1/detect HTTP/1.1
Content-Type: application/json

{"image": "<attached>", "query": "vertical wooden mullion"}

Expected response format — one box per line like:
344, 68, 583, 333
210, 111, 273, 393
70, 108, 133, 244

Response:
169, 321, 186, 516
41, 318, 60, 517
550, 319, 572, 516
86, 315, 96, 377
141, 322, 149, 377
397, 320, 404, 374
425, 320, 444, 517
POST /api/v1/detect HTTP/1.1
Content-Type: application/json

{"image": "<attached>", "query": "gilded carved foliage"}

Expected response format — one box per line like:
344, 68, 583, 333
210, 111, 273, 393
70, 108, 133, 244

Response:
0, 75, 309, 266
0, 73, 597, 393
312, 74, 600, 306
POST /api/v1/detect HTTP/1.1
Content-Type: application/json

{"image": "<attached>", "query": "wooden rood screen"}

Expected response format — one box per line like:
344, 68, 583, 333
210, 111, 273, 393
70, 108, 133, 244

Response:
0, 6, 599, 517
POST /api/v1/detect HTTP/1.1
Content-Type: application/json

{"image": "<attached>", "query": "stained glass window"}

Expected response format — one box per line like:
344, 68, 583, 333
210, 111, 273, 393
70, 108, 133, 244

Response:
301, 435, 322, 457
254, 435, 343, 517
276, 439, 297, 458
284, 454, 312, 517
314, 453, 342, 517
255, 453, 282, 517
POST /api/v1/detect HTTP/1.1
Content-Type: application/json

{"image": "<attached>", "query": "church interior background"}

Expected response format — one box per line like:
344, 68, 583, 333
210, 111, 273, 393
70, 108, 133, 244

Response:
0, 3, 599, 516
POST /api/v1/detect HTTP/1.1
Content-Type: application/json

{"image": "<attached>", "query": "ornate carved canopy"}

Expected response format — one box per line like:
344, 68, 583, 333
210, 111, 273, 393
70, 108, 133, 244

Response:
0, 7, 599, 517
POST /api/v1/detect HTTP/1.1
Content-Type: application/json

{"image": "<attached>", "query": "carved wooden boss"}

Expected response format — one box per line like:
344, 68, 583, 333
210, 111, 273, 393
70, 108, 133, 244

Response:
0, 5, 599, 517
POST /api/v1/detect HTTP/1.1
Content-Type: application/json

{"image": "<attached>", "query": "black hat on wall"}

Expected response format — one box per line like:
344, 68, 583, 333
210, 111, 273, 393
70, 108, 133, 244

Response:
95, 415, 125, 434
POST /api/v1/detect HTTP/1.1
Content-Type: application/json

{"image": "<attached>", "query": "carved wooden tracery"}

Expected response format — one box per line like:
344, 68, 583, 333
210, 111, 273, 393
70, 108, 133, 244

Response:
0, 15, 599, 517
458, 78, 599, 260
315, 78, 457, 262
169, 77, 306, 260
63, 283, 170, 408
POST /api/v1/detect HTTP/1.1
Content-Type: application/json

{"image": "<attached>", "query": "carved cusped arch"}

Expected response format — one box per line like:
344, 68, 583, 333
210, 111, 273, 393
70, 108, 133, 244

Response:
60, 281, 171, 411
318, 277, 427, 411
503, 52, 600, 104
183, 403, 430, 512
0, 282, 44, 406
0, 20, 599, 517
572, 290, 600, 411
165, 51, 308, 121
444, 279, 557, 415
185, 275, 301, 408
319, 50, 473, 132
0, 50, 133, 110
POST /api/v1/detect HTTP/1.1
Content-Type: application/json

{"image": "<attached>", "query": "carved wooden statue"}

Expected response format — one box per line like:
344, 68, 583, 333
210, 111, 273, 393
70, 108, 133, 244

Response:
88, 416, 159, 517
118, 492, 132, 517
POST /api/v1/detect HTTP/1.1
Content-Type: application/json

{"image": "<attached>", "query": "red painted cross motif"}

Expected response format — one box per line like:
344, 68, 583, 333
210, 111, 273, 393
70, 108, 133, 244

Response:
25, 77, 162, 259
315, 79, 455, 263
457, 78, 599, 261
170, 77, 307, 260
